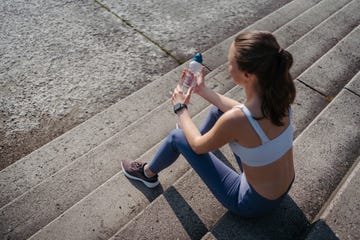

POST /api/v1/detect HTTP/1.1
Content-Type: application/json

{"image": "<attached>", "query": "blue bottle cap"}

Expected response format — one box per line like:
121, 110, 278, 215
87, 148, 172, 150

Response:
193, 53, 203, 64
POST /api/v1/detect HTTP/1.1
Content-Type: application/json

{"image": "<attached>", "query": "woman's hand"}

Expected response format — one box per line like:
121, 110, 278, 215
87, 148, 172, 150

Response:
171, 85, 192, 106
194, 66, 205, 94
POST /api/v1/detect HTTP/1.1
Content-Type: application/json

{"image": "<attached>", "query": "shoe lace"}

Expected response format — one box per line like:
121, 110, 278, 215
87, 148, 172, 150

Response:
133, 161, 143, 169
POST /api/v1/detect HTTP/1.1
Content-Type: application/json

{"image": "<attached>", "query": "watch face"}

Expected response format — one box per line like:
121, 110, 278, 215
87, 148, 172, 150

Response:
174, 103, 181, 113
174, 103, 186, 113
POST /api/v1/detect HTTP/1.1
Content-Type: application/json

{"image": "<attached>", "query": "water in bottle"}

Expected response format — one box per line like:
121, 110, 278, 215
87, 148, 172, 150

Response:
181, 53, 203, 92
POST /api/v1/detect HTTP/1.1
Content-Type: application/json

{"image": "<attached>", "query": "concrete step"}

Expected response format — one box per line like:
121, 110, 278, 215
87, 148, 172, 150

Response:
288, 0, 359, 78
291, 94, 360, 221
0, 0, 323, 210
298, 25, 360, 99
313, 160, 360, 240
108, 29, 360, 239
292, 25, 360, 137
345, 70, 360, 96
1, 0, 358, 240
3, 1, 357, 239
305, 73, 360, 240
274, 0, 352, 49
305, 156, 360, 240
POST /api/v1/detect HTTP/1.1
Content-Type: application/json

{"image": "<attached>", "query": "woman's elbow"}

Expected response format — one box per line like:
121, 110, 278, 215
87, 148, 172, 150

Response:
191, 144, 207, 155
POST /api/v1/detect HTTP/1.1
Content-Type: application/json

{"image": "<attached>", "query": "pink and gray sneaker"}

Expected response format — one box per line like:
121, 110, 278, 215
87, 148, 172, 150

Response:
121, 160, 160, 188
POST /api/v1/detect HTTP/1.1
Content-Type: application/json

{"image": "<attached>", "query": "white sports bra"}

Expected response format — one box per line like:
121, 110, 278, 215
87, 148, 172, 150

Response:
229, 104, 293, 167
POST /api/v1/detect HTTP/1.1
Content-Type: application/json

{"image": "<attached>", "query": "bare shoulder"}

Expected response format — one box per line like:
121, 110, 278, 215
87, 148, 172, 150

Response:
226, 107, 262, 146
224, 107, 249, 125
216, 108, 251, 135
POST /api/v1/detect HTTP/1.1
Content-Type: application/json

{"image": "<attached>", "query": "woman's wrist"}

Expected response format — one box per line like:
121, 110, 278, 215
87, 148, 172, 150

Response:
196, 85, 206, 97
176, 107, 187, 116
173, 102, 188, 114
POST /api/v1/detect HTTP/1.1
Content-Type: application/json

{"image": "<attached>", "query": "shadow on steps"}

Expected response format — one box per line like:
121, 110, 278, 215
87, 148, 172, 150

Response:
126, 178, 164, 202
209, 196, 337, 240
164, 187, 208, 240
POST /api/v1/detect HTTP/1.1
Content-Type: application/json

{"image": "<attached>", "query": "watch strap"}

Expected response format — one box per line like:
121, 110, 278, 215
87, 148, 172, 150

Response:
173, 103, 187, 114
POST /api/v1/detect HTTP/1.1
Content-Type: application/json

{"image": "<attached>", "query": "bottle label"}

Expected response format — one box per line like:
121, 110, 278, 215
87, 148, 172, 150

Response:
183, 71, 195, 88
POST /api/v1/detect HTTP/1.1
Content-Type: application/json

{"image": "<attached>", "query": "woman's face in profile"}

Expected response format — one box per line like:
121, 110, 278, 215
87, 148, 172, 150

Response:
228, 42, 244, 85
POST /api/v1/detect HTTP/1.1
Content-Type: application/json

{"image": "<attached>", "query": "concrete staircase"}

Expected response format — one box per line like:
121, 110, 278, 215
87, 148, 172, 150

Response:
1, 0, 359, 239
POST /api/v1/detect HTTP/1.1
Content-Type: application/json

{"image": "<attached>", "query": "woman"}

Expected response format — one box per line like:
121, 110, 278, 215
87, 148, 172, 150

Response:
121, 30, 296, 217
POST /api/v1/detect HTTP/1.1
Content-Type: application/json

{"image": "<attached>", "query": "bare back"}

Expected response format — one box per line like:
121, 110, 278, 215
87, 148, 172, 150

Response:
231, 107, 295, 200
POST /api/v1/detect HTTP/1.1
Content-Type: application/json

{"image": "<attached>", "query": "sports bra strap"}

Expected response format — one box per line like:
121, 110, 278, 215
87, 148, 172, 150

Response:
234, 105, 269, 144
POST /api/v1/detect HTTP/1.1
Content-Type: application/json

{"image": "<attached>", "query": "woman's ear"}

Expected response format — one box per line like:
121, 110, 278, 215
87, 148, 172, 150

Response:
244, 72, 256, 82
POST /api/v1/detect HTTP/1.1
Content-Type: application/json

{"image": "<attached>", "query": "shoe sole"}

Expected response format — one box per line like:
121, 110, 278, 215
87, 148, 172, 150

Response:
121, 162, 160, 188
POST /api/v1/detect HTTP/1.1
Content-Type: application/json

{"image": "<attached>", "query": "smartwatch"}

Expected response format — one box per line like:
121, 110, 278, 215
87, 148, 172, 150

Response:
173, 103, 187, 114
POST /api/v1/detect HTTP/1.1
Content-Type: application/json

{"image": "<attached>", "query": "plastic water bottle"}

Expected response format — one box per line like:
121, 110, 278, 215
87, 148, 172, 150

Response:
181, 53, 203, 92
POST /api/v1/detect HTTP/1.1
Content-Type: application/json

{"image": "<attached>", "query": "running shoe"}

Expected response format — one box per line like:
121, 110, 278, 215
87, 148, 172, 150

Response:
121, 160, 160, 188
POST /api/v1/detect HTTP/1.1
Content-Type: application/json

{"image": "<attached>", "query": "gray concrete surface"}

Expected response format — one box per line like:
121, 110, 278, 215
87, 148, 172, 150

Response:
275, 0, 351, 49
291, 89, 360, 221
345, 71, 360, 96
292, 81, 328, 138
205, 196, 310, 240
309, 73, 360, 240
308, 156, 360, 240
0, 0, 292, 170
202, 0, 322, 71
299, 25, 360, 98
100, 0, 291, 60
288, 0, 360, 78
0, 0, 178, 168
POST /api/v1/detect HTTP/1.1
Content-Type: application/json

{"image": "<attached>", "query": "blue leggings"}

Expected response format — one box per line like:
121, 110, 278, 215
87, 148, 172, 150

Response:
148, 106, 287, 217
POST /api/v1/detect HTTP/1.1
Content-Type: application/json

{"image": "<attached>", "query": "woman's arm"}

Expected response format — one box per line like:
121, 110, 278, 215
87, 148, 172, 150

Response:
197, 86, 241, 113
172, 85, 240, 154
195, 67, 241, 112
178, 108, 240, 154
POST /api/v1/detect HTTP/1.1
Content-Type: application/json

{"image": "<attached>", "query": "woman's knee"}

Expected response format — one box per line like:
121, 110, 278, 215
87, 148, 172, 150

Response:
209, 105, 223, 118
169, 128, 184, 139
168, 128, 195, 154
168, 129, 185, 146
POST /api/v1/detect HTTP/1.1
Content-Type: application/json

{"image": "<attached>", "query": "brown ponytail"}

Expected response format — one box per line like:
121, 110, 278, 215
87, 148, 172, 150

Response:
233, 31, 296, 126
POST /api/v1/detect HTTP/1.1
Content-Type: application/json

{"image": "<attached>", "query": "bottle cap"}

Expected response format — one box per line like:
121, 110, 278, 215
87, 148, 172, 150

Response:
193, 53, 203, 64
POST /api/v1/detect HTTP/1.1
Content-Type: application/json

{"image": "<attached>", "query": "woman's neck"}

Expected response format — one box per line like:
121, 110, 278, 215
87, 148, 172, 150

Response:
244, 86, 263, 117
244, 86, 260, 106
